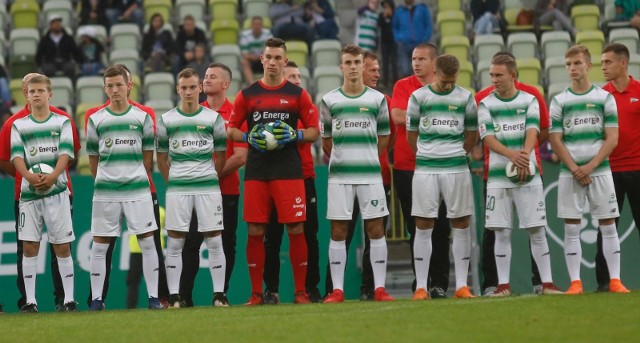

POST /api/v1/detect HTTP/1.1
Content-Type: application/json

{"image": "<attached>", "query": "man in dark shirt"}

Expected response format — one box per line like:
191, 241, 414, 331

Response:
35, 15, 84, 80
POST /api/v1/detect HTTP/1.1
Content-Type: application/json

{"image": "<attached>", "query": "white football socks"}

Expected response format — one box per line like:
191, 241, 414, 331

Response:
22, 255, 38, 305
90, 242, 110, 301
413, 227, 433, 290
57, 255, 75, 304
452, 227, 470, 289
328, 239, 346, 291
138, 236, 159, 298
165, 236, 185, 295
369, 237, 388, 289
563, 223, 582, 281
205, 235, 226, 293
600, 224, 621, 279
528, 227, 553, 283
494, 229, 512, 285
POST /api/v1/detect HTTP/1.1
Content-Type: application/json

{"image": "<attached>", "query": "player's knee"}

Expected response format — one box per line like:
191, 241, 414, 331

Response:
599, 223, 618, 238
286, 222, 304, 235
526, 226, 546, 242
451, 216, 470, 228
493, 228, 511, 242
53, 243, 71, 258
598, 218, 616, 227
564, 224, 581, 239
22, 242, 39, 257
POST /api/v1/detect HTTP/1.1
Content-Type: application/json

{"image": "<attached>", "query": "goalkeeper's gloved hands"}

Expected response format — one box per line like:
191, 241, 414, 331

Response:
271, 120, 303, 145
243, 123, 267, 152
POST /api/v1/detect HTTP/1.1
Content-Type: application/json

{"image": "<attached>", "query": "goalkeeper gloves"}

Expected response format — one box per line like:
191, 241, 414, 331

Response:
243, 124, 267, 152
271, 120, 303, 144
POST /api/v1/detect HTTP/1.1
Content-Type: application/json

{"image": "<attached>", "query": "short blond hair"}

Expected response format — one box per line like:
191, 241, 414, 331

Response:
566, 45, 591, 64
27, 74, 52, 92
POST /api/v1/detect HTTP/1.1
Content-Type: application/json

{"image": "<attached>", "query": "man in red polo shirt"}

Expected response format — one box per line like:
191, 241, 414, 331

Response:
83, 65, 170, 307
475, 51, 548, 295
176, 63, 248, 307
390, 43, 451, 298
597, 43, 640, 291
0, 73, 81, 311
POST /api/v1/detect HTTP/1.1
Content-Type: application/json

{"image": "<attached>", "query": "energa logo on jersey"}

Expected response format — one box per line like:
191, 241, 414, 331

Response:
544, 181, 634, 268
105, 138, 114, 148
421, 117, 430, 128
564, 119, 572, 129
493, 123, 501, 132
334, 119, 342, 131
29, 147, 38, 156
172, 140, 180, 149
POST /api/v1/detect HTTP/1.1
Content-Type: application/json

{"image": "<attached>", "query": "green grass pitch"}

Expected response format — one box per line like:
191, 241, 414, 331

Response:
1, 292, 639, 342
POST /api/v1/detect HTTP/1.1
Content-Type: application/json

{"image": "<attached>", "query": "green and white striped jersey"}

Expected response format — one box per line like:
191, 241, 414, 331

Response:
355, 8, 379, 52
86, 105, 154, 201
549, 85, 617, 177
156, 105, 227, 195
320, 87, 390, 184
239, 28, 272, 56
406, 85, 478, 173
478, 91, 542, 189
10, 112, 74, 201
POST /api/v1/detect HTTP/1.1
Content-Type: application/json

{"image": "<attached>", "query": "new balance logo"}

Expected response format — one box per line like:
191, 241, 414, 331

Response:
147, 222, 153, 227
91, 273, 101, 276
374, 260, 385, 264
167, 265, 177, 269
211, 265, 222, 269
68, 231, 73, 236
496, 254, 506, 258
248, 264, 256, 267
543, 252, 550, 256
65, 274, 74, 278
614, 250, 621, 254
566, 253, 577, 256
462, 257, 470, 261
300, 262, 308, 266
414, 257, 423, 261
330, 261, 341, 265
153, 268, 159, 271
24, 275, 33, 279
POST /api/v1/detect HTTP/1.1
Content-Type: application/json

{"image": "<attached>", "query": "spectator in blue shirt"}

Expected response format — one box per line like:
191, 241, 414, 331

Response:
392, 0, 432, 78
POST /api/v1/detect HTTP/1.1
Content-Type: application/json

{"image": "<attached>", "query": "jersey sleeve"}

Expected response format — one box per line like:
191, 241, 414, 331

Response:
405, 93, 421, 132
319, 98, 332, 138
377, 96, 391, 135
603, 93, 618, 128
0, 120, 12, 160
478, 102, 494, 139
525, 97, 540, 132
390, 81, 409, 110
298, 89, 318, 129
464, 93, 479, 131
59, 118, 75, 159
9, 123, 24, 162
142, 114, 155, 151
156, 115, 168, 153
86, 118, 99, 156
213, 115, 227, 152
229, 91, 247, 130
549, 96, 563, 134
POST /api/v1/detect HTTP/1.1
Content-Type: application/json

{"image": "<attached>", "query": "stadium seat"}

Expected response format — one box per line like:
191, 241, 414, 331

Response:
145, 99, 175, 116
609, 28, 639, 54
49, 76, 74, 107
144, 72, 175, 102
503, 7, 534, 32
544, 56, 571, 88
243, 0, 270, 19
9, 28, 39, 58
540, 31, 571, 59
507, 32, 538, 59
243, 17, 272, 30
315, 92, 327, 106
473, 34, 504, 64
130, 74, 142, 103
210, 0, 238, 20
571, 4, 600, 32
286, 40, 309, 67
312, 39, 342, 67
547, 83, 569, 103
457, 60, 474, 90
76, 154, 91, 176
313, 66, 342, 95
10, 79, 25, 106
109, 49, 141, 76
228, 70, 243, 96
110, 23, 141, 51
176, 0, 206, 23
211, 44, 242, 71
437, 11, 466, 38
576, 30, 605, 57
210, 19, 240, 45
10, 0, 39, 29
441, 36, 470, 62
75, 102, 102, 132
41, 0, 74, 30
588, 61, 605, 84
534, 85, 545, 99
503, 0, 522, 9
476, 60, 492, 89
76, 76, 107, 104
299, 66, 311, 90
144, 0, 173, 23
76, 25, 108, 45
516, 58, 541, 86
629, 54, 640, 79
0, 5, 8, 37
437, 0, 462, 12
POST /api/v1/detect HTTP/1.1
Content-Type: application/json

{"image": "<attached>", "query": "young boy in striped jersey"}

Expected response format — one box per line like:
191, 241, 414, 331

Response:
86, 65, 162, 310
549, 45, 630, 294
479, 54, 562, 296
321, 44, 394, 303
156, 68, 229, 307
10, 75, 76, 312
406, 54, 478, 300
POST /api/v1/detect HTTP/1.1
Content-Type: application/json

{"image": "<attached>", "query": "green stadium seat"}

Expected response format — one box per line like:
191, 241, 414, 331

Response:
541, 31, 571, 59
286, 40, 309, 67
313, 66, 342, 95
10, 79, 25, 106
588, 61, 605, 84
629, 54, 640, 78
145, 99, 175, 116
50, 76, 74, 107
243, 0, 270, 19
504, 7, 534, 32
476, 60, 492, 89
312, 39, 342, 67
609, 28, 639, 54
299, 66, 311, 90
576, 30, 605, 57
210, 19, 240, 45
211, 44, 242, 71
10, 0, 39, 29
457, 60, 474, 90
110, 23, 141, 51
228, 69, 243, 96
41, 0, 74, 30
507, 32, 538, 59
437, 10, 466, 38
473, 34, 504, 64
210, 0, 238, 20
130, 74, 142, 103
544, 56, 571, 88
75, 102, 102, 133
437, 0, 462, 12
571, 5, 600, 32
243, 17, 272, 30
76, 76, 107, 104
144, 0, 173, 23
441, 35, 470, 62
109, 49, 141, 76
547, 83, 569, 103
144, 72, 175, 102
9, 28, 39, 58
177, 0, 206, 23
516, 58, 541, 85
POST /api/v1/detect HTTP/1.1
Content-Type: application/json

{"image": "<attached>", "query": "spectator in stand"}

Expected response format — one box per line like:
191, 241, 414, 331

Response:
378, 0, 396, 89
355, 0, 380, 52
105, 0, 144, 29
36, 15, 84, 80
240, 16, 273, 85
393, 0, 432, 78
534, 0, 576, 38
471, 0, 503, 36
175, 15, 208, 75
615, 0, 640, 29
78, 26, 106, 76
0, 65, 10, 106
270, 0, 314, 47
304, 0, 339, 40
142, 13, 174, 73
79, 0, 109, 28
186, 44, 212, 80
